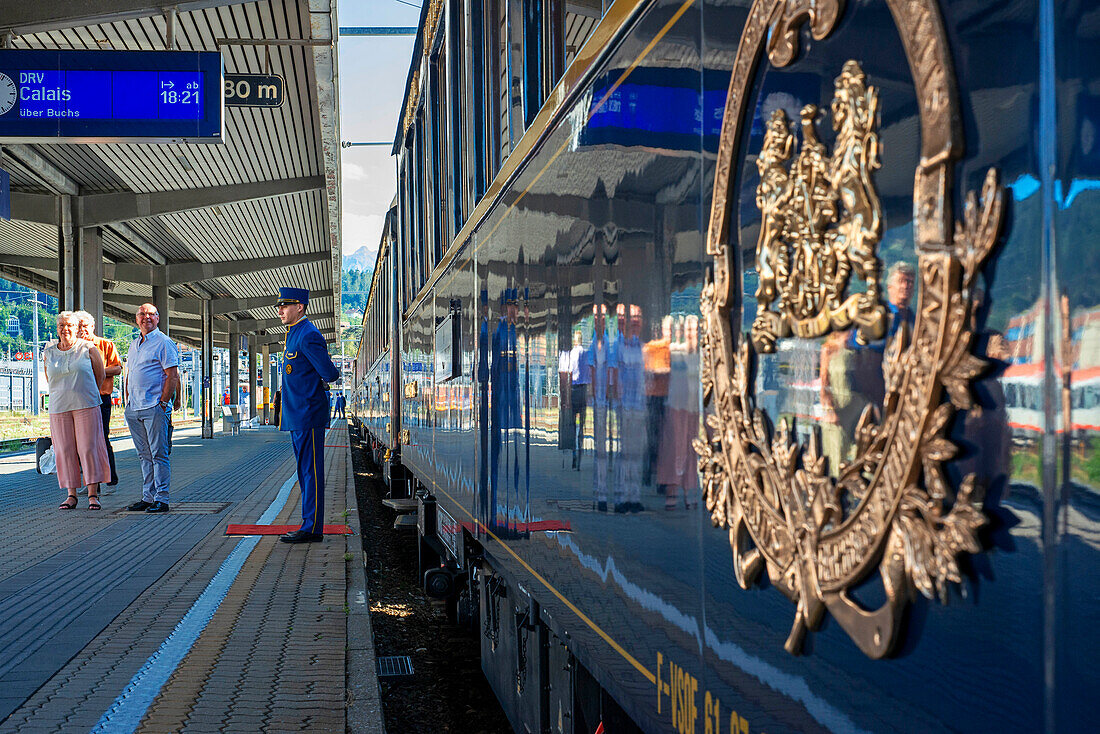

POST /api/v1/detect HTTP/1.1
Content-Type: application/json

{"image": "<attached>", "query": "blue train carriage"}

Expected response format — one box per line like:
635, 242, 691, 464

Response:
364, 0, 1098, 731
352, 200, 400, 478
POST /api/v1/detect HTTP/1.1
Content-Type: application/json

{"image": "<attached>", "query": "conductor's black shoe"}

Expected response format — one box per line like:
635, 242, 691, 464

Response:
145, 501, 170, 513
127, 500, 152, 511
279, 530, 324, 544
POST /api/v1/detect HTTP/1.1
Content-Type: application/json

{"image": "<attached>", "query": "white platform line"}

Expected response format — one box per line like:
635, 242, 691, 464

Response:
90, 427, 330, 733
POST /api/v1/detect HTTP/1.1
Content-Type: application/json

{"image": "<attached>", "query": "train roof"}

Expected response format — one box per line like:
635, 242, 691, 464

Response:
391, 0, 436, 156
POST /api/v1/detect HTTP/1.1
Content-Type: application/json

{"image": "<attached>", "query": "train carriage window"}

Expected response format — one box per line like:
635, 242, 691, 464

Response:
477, 0, 502, 187
468, 1, 486, 202
405, 169, 415, 310
448, 0, 469, 232
542, 0, 566, 99
424, 61, 441, 273
408, 130, 420, 300
522, 0, 542, 126
399, 164, 412, 311
398, 160, 407, 311
504, 0, 525, 142
409, 134, 422, 302
404, 155, 414, 309
415, 113, 430, 293
430, 46, 450, 257
469, 0, 489, 203
1087, 385, 1099, 409
497, 0, 511, 161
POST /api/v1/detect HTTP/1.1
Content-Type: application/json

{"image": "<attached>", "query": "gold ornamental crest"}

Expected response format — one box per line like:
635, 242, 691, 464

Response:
751, 60, 887, 353
696, 0, 1005, 658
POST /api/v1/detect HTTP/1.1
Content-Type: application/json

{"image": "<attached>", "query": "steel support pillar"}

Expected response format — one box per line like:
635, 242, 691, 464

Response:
261, 344, 270, 424
191, 361, 200, 420
57, 194, 77, 310
247, 336, 257, 421
152, 284, 170, 337
201, 299, 214, 439
78, 226, 103, 327
271, 348, 280, 421
229, 325, 240, 407
31, 295, 39, 415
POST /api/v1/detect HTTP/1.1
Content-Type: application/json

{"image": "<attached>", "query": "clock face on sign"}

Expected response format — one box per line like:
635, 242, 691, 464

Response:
0, 73, 16, 115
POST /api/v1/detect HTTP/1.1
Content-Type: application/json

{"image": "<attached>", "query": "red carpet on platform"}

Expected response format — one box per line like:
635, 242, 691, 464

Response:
225, 524, 353, 536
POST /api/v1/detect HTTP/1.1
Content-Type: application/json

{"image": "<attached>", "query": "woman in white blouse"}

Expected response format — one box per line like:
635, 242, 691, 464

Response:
44, 312, 110, 510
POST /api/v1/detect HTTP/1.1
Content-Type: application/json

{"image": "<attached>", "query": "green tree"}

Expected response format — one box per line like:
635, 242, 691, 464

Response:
102, 316, 134, 359
341, 268, 373, 312
0, 283, 55, 356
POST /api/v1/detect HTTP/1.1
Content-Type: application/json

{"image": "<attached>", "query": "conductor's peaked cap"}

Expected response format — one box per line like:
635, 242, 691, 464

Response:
275, 287, 309, 307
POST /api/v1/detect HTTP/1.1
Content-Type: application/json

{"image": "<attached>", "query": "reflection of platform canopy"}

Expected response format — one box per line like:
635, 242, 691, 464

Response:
0, 0, 341, 347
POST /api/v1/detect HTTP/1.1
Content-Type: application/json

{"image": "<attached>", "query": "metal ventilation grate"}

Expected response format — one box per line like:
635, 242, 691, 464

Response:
112, 502, 230, 516
377, 655, 414, 678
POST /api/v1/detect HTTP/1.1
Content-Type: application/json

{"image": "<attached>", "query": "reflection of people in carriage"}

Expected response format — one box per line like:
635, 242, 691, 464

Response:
490, 288, 521, 531
613, 304, 645, 513
643, 316, 671, 489
588, 304, 615, 511
847, 261, 917, 407
477, 289, 490, 523
657, 315, 700, 510
819, 329, 855, 469
820, 262, 917, 468
883, 261, 915, 337
557, 338, 573, 455
567, 329, 589, 470
847, 261, 915, 346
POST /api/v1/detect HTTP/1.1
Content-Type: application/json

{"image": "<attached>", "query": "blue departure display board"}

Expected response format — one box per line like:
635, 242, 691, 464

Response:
0, 50, 222, 143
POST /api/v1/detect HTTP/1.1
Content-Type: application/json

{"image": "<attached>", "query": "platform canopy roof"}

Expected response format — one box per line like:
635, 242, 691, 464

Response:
0, 0, 341, 349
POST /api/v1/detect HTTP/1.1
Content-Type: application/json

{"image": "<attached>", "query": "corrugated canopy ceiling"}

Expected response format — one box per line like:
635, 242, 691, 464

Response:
0, 0, 341, 349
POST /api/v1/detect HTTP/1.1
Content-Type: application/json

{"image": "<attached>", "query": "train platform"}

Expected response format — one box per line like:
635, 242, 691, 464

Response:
0, 422, 383, 733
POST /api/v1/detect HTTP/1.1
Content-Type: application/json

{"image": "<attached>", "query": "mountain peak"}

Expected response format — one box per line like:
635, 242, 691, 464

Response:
343, 246, 375, 272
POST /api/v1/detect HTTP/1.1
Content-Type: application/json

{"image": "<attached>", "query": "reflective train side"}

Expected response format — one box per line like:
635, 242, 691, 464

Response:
350, 1, 1099, 732
350, 202, 398, 478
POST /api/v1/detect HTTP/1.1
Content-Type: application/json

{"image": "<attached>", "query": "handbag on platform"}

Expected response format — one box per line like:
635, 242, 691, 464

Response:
35, 436, 55, 475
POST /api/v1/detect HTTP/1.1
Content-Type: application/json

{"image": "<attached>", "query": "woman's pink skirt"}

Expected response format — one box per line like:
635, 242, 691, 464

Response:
656, 407, 700, 491
50, 406, 110, 490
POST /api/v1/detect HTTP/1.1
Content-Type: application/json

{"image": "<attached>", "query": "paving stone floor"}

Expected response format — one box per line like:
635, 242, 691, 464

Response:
0, 422, 379, 733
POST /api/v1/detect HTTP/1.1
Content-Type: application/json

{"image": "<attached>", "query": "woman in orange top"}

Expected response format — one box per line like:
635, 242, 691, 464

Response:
642, 316, 671, 488
76, 311, 122, 487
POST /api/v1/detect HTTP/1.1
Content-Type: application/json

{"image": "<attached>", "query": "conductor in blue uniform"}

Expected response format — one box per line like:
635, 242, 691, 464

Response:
275, 287, 341, 544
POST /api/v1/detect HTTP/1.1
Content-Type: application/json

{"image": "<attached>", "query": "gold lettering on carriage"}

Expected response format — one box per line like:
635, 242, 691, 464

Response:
751, 60, 886, 353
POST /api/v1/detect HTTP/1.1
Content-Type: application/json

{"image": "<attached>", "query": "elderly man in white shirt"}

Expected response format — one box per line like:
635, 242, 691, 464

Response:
123, 303, 180, 513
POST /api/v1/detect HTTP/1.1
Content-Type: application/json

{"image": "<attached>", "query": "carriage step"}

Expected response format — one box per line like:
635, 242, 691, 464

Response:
383, 498, 418, 513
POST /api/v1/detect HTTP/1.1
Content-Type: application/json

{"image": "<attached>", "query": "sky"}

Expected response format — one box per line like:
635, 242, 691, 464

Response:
337, 0, 422, 266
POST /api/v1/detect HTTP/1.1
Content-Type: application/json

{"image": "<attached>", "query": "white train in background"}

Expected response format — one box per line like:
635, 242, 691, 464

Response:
1003, 363, 1100, 437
